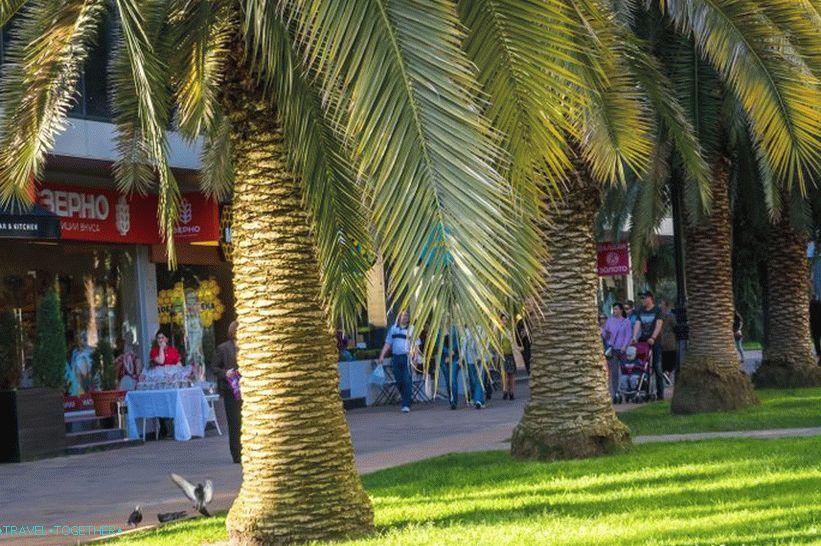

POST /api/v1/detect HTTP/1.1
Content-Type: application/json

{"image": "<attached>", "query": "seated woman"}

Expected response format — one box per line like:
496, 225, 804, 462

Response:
149, 329, 180, 367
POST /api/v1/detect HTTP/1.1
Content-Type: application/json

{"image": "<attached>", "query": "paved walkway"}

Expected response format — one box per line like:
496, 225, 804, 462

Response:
634, 427, 821, 444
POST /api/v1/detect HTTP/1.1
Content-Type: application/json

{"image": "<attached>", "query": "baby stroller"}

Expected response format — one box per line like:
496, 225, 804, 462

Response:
617, 342, 657, 403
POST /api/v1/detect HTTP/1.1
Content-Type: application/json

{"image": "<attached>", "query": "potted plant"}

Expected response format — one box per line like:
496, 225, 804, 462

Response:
0, 288, 66, 462
90, 338, 124, 417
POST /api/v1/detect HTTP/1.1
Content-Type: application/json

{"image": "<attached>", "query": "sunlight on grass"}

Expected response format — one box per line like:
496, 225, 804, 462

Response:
106, 437, 821, 545
619, 388, 821, 436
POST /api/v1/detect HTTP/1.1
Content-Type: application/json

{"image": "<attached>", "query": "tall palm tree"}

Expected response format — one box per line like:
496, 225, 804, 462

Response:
754, 187, 821, 387
458, 0, 708, 458
0, 0, 547, 542
600, 1, 821, 414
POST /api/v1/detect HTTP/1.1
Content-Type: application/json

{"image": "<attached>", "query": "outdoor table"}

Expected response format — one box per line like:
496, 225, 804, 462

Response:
125, 388, 210, 441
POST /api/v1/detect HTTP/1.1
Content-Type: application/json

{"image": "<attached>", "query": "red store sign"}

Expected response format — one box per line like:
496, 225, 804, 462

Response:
35, 182, 219, 244
597, 241, 630, 277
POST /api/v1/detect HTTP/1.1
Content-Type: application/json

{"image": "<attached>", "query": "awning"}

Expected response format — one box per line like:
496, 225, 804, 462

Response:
0, 202, 61, 239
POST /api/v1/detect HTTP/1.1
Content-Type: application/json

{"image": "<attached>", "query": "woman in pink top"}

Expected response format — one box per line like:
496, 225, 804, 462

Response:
601, 303, 632, 402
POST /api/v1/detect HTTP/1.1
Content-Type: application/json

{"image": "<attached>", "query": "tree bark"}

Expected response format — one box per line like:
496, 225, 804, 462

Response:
510, 171, 630, 460
671, 159, 759, 414
754, 204, 821, 387
222, 50, 373, 545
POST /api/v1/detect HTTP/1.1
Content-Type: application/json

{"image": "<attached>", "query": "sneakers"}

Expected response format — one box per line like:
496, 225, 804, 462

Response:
401, 406, 411, 413
503, 393, 509, 400
474, 402, 484, 409
450, 403, 457, 410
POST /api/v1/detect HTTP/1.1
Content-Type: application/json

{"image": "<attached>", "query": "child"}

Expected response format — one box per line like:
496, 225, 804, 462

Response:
619, 345, 643, 394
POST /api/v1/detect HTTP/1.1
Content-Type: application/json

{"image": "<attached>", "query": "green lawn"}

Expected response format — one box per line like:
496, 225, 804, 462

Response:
619, 388, 821, 436
742, 341, 763, 350
108, 437, 821, 545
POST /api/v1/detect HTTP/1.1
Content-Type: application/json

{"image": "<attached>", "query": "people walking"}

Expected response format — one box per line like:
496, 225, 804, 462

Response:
733, 312, 744, 364
439, 325, 461, 409
632, 291, 665, 400
378, 310, 418, 413
500, 314, 522, 400
211, 321, 241, 464
462, 327, 486, 409
602, 303, 632, 402
515, 317, 532, 375
659, 300, 678, 382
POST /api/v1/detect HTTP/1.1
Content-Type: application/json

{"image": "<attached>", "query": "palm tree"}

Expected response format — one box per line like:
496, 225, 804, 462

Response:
597, 1, 821, 414
458, 0, 708, 458
0, 0, 545, 542
753, 187, 821, 388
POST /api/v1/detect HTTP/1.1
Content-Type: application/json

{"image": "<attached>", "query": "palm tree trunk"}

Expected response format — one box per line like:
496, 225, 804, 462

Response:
510, 171, 630, 460
754, 204, 821, 387
671, 159, 758, 414
222, 50, 373, 545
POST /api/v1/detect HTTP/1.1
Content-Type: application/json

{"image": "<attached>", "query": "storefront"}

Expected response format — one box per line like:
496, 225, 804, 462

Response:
0, 179, 232, 411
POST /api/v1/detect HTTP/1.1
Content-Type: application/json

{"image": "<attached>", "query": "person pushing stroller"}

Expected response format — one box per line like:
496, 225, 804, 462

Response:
632, 291, 665, 401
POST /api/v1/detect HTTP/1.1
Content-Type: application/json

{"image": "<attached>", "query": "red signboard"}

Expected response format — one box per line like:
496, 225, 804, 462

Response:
34, 182, 219, 244
597, 241, 630, 277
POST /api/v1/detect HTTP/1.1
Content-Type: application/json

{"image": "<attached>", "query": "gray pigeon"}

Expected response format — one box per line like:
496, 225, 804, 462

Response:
157, 511, 187, 523
127, 506, 142, 527
169, 474, 213, 517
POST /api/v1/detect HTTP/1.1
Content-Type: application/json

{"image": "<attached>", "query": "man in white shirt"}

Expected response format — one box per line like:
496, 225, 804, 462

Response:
378, 310, 418, 413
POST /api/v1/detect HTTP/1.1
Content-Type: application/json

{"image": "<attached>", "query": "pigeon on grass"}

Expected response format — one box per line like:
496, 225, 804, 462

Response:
169, 473, 213, 516
157, 511, 187, 523
127, 506, 142, 527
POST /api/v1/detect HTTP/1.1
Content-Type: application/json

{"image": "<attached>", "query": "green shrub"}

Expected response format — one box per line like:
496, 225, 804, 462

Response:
32, 288, 67, 389
0, 310, 21, 389
92, 338, 117, 391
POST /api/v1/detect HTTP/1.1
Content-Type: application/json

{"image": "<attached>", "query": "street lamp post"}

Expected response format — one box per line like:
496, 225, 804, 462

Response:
670, 172, 688, 381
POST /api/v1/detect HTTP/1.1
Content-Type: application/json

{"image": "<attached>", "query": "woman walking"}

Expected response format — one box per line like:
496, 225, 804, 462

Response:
602, 303, 632, 403
500, 314, 522, 400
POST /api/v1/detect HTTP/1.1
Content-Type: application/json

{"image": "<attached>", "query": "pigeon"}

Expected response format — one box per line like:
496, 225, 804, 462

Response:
157, 511, 187, 523
169, 473, 213, 517
127, 506, 142, 527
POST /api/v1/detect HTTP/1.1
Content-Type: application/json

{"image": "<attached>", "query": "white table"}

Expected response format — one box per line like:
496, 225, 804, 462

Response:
125, 388, 210, 441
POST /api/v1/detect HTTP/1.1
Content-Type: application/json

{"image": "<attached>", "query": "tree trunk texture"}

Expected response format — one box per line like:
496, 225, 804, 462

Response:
222, 51, 373, 545
510, 171, 630, 460
754, 206, 821, 387
671, 159, 759, 414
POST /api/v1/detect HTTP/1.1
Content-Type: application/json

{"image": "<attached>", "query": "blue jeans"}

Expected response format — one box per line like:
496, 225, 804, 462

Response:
442, 359, 463, 407
467, 360, 485, 405
391, 354, 413, 408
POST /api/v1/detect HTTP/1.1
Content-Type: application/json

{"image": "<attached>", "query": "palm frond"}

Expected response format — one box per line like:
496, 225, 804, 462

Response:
111, 0, 179, 259
168, 0, 233, 140
629, 133, 672, 268
241, 3, 372, 326
0, 0, 106, 205
456, 0, 588, 307
0, 0, 27, 27
282, 0, 528, 358
754, 0, 821, 80
572, 0, 656, 185
662, 0, 821, 193
620, 34, 712, 209
200, 108, 233, 199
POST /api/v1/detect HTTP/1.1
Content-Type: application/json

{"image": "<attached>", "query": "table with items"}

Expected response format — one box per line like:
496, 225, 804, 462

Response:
125, 387, 210, 441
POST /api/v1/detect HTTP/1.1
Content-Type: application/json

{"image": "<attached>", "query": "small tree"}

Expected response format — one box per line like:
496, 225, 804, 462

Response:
0, 310, 21, 389
91, 338, 116, 391
32, 288, 66, 390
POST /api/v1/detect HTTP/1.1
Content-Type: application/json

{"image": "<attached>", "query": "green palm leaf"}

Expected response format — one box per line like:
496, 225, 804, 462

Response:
168, 0, 233, 141
283, 0, 527, 355
662, 0, 821, 192
0, 0, 27, 27
0, 0, 106, 205
111, 0, 179, 258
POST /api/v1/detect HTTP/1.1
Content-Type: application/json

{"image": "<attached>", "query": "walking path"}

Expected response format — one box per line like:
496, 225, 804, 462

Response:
634, 427, 821, 444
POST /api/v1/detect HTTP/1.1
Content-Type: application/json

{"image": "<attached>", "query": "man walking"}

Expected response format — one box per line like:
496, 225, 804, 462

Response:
211, 321, 241, 464
378, 310, 417, 413
633, 292, 665, 400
